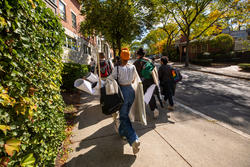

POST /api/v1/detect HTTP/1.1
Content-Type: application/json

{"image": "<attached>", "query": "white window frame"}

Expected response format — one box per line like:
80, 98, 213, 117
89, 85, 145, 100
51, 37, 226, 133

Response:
59, 0, 66, 21
71, 11, 77, 28
50, 0, 56, 4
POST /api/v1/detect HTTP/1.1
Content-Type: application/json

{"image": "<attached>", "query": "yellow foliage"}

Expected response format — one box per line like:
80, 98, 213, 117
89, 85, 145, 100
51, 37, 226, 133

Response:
0, 16, 7, 27
152, 39, 167, 54
28, 0, 36, 9
50, 81, 59, 91
4, 138, 21, 156
0, 125, 10, 135
209, 10, 221, 20
0, 86, 16, 107
15, 97, 37, 119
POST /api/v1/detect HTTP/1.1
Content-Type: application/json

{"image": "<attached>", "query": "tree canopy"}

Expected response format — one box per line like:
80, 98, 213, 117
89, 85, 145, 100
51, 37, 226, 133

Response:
223, 0, 249, 30
152, 0, 239, 66
141, 28, 167, 54
80, 0, 156, 56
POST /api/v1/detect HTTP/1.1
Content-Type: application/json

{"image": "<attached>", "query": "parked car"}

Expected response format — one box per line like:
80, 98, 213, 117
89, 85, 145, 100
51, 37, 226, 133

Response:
147, 55, 156, 60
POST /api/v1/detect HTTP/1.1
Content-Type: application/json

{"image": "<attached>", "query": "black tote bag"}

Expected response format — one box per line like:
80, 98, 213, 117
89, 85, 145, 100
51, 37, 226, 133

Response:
100, 84, 124, 115
99, 65, 124, 115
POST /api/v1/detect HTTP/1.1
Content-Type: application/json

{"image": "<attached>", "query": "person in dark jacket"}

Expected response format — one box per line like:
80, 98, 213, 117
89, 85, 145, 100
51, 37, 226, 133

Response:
158, 57, 175, 110
133, 48, 159, 118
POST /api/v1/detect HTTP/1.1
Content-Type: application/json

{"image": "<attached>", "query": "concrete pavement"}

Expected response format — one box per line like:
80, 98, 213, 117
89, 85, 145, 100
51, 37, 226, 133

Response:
64, 92, 250, 167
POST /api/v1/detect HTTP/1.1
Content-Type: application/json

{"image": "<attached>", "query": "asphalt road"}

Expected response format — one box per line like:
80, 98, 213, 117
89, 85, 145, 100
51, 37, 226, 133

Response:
175, 69, 250, 135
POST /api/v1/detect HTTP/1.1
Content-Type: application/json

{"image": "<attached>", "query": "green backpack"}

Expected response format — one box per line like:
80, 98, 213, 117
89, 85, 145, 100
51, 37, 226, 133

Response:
140, 59, 155, 79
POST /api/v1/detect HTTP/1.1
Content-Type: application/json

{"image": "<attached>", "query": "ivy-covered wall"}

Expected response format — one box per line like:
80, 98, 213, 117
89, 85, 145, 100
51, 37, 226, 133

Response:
0, 0, 66, 166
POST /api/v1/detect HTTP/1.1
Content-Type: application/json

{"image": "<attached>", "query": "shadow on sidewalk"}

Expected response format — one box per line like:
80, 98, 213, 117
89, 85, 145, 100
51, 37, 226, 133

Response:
64, 123, 137, 167
63, 93, 176, 167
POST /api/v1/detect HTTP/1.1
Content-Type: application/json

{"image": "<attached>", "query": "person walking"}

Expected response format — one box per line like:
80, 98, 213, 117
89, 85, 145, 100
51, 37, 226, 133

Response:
90, 58, 96, 73
158, 57, 175, 110
110, 48, 140, 154
98, 52, 113, 79
133, 48, 159, 118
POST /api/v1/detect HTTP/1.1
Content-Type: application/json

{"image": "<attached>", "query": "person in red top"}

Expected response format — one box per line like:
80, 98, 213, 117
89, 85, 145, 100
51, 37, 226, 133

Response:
98, 52, 113, 78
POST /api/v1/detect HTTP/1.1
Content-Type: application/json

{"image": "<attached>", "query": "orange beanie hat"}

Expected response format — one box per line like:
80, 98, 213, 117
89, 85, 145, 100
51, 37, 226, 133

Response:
120, 48, 130, 60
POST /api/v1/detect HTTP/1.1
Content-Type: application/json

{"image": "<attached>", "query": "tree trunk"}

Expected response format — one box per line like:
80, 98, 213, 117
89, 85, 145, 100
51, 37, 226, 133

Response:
112, 41, 116, 58
166, 45, 170, 57
117, 37, 121, 57
185, 39, 190, 67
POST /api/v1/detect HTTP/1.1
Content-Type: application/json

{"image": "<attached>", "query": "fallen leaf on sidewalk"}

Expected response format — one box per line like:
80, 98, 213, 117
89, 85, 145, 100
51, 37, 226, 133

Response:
207, 120, 217, 123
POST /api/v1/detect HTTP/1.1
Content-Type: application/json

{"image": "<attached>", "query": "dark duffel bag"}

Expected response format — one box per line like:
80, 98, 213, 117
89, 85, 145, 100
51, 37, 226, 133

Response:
100, 85, 124, 115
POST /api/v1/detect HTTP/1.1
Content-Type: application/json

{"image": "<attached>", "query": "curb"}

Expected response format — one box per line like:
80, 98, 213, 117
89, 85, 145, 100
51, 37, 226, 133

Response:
176, 101, 250, 140
172, 64, 250, 81
187, 68, 250, 81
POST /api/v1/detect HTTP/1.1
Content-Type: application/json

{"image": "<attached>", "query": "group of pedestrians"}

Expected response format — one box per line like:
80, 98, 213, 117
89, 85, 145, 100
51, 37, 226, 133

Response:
91, 48, 176, 155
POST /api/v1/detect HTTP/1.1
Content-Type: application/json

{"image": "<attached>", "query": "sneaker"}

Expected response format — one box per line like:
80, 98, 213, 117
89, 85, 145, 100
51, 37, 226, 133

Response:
153, 109, 159, 118
167, 105, 174, 111
132, 140, 140, 154
121, 136, 127, 141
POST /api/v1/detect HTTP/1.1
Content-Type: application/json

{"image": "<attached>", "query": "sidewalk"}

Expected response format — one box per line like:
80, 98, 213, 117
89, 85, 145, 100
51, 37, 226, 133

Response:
64, 92, 250, 167
172, 63, 250, 80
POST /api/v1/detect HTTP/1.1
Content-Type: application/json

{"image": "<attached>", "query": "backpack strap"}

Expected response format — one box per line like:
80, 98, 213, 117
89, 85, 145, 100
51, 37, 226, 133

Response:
97, 54, 102, 89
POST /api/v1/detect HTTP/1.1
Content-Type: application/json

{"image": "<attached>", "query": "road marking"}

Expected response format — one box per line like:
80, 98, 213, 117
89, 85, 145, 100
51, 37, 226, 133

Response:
176, 101, 250, 140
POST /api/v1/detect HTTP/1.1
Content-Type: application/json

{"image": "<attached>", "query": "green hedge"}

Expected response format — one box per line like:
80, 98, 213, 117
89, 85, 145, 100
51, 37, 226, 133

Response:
61, 63, 89, 91
0, 0, 66, 166
162, 46, 179, 62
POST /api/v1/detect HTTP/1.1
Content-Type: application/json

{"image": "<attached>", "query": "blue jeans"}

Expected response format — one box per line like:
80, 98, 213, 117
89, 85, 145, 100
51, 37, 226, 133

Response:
119, 85, 138, 146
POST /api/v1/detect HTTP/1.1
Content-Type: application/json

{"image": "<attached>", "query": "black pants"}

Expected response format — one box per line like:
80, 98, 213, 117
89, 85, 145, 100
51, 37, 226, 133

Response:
161, 82, 175, 106
143, 78, 157, 111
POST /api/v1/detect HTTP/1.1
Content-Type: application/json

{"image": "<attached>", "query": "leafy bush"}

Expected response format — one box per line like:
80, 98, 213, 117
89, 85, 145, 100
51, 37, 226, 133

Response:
162, 46, 179, 62
0, 0, 66, 166
191, 59, 213, 66
238, 63, 250, 71
61, 63, 89, 91
210, 33, 234, 53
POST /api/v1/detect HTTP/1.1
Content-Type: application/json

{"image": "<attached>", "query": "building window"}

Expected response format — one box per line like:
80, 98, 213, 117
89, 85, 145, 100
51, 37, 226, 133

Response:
59, 0, 66, 20
88, 47, 91, 55
71, 38, 77, 51
71, 12, 76, 28
64, 35, 78, 51
83, 45, 88, 54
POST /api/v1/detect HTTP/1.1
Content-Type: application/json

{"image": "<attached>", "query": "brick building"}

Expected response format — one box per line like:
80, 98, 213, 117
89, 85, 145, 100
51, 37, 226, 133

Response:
43, 0, 112, 64
176, 28, 250, 62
